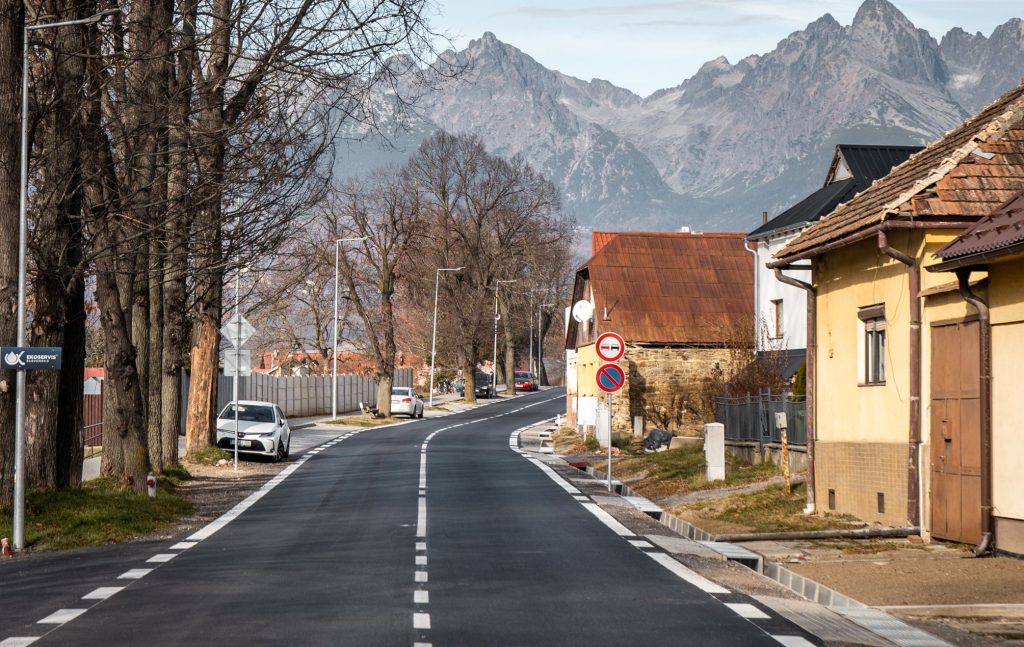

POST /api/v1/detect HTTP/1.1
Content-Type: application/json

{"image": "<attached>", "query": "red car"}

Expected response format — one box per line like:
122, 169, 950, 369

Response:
514, 371, 539, 391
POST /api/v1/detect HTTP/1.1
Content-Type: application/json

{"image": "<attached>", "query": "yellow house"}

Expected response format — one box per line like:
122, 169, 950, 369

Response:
930, 191, 1024, 556
772, 81, 1024, 546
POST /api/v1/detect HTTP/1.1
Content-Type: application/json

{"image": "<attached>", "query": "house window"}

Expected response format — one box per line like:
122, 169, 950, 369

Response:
770, 299, 783, 339
859, 305, 886, 385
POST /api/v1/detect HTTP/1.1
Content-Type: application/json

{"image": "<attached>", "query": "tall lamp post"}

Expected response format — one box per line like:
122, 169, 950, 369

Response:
429, 266, 463, 407
12, 7, 119, 552
491, 280, 517, 397
332, 236, 367, 420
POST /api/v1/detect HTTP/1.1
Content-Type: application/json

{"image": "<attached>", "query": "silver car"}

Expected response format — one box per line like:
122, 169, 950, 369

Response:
216, 400, 291, 461
390, 387, 424, 418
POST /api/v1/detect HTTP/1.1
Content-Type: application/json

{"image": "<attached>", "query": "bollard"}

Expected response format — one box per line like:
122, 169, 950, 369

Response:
146, 473, 157, 498
2, 537, 11, 558
704, 422, 725, 481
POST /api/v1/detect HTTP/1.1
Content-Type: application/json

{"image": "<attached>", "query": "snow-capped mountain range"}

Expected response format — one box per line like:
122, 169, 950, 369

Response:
335, 0, 1024, 233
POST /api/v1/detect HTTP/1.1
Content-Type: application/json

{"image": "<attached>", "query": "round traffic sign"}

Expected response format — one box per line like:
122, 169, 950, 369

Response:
596, 362, 626, 394
595, 332, 625, 363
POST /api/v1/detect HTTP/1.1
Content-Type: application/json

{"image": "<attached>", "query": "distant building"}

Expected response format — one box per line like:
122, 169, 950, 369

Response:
746, 144, 922, 377
565, 231, 753, 437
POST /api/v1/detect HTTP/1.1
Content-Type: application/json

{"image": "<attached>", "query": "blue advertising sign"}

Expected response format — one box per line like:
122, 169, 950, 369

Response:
1, 347, 63, 371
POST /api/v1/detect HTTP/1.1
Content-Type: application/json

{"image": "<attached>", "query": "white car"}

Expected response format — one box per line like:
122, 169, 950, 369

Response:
216, 400, 291, 461
390, 387, 424, 418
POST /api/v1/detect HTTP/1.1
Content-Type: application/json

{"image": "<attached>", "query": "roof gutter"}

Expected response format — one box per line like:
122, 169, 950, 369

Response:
768, 219, 976, 269
956, 269, 994, 556
772, 265, 815, 514
877, 229, 922, 528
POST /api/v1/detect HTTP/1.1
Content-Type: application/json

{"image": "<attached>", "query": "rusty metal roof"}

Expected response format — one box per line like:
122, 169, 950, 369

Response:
591, 231, 619, 256
569, 232, 753, 345
933, 191, 1024, 267
776, 81, 1024, 264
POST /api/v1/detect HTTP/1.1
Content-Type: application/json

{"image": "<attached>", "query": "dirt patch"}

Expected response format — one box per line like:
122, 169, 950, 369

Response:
790, 552, 1024, 606
139, 459, 286, 542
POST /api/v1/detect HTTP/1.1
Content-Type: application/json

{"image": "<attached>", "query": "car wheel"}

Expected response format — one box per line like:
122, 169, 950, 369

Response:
275, 440, 286, 462
283, 437, 290, 459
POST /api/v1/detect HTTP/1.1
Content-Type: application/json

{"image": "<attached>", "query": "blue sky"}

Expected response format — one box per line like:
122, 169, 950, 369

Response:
430, 0, 1022, 96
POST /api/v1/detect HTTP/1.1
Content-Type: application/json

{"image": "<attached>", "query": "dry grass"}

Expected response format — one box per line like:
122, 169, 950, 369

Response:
674, 482, 864, 534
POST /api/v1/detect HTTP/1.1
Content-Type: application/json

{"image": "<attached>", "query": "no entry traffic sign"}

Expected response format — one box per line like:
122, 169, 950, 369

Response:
596, 362, 625, 394
595, 332, 625, 363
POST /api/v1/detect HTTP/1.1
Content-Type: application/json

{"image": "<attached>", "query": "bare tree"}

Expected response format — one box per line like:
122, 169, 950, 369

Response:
333, 168, 419, 417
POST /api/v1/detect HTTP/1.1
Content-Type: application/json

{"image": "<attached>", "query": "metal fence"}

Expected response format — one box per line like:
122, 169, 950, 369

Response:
82, 368, 415, 444
213, 368, 413, 418
714, 391, 807, 446
82, 393, 104, 447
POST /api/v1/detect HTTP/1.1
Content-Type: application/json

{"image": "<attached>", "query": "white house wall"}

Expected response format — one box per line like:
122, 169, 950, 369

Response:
755, 233, 808, 352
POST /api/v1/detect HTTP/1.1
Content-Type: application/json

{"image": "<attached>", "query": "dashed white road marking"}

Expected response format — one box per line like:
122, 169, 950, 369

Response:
645, 552, 729, 594
82, 587, 124, 601
416, 555, 427, 566
37, 609, 86, 625
146, 553, 176, 563
0, 638, 39, 646
170, 541, 197, 550
416, 570, 428, 583
417, 496, 427, 538
416, 542, 427, 551
771, 637, 817, 647
117, 569, 153, 580
413, 613, 431, 629
580, 502, 635, 537
727, 603, 771, 619
415, 590, 429, 604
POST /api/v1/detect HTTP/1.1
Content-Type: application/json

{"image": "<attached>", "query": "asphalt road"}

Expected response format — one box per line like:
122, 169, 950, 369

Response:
0, 389, 817, 646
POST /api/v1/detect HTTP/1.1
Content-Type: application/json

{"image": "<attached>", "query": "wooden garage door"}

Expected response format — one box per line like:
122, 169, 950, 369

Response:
929, 320, 981, 544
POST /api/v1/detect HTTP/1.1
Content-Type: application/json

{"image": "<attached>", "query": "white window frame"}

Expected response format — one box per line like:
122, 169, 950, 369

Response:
858, 305, 886, 385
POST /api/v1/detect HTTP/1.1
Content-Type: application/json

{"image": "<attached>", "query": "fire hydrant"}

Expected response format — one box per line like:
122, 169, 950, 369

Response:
146, 473, 157, 498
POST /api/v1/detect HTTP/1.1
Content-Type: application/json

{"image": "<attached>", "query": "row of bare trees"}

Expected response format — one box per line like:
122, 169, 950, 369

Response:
250, 130, 575, 417
0, 0, 442, 506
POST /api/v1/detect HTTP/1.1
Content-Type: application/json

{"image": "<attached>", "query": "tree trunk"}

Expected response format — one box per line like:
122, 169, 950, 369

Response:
147, 239, 164, 471
56, 273, 85, 489
499, 300, 515, 396
462, 358, 477, 403
538, 311, 550, 387
376, 374, 393, 417
0, 0, 19, 509
184, 315, 219, 457
25, 13, 88, 491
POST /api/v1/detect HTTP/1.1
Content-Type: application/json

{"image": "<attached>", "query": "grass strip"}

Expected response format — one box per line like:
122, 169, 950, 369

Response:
0, 474, 193, 552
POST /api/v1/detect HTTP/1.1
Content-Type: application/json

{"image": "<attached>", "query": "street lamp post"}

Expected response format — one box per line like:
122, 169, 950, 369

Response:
12, 7, 119, 552
492, 280, 517, 397
429, 266, 463, 407
332, 236, 367, 420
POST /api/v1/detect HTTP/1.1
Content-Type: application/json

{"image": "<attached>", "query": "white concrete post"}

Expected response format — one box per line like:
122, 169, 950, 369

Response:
704, 422, 725, 481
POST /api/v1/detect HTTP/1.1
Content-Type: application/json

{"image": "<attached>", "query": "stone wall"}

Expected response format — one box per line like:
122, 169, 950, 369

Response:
617, 346, 736, 437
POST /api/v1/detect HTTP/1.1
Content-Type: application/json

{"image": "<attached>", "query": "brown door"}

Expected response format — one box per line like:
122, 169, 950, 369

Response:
929, 320, 982, 544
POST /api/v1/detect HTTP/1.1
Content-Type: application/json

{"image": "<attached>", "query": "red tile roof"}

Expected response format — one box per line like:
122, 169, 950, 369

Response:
776, 81, 1024, 264
570, 232, 753, 345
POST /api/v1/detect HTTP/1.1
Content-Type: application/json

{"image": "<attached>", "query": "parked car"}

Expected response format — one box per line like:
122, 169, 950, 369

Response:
215, 400, 291, 461
458, 372, 495, 398
391, 387, 424, 418
514, 371, 539, 391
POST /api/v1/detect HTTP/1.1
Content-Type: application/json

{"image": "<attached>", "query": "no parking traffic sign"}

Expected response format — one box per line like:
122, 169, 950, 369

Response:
595, 332, 625, 363
596, 363, 625, 394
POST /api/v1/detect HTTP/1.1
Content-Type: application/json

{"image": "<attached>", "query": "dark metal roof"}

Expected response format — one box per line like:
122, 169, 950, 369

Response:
778, 81, 1024, 264
747, 179, 858, 239
832, 145, 926, 186
748, 145, 923, 240
933, 191, 1024, 266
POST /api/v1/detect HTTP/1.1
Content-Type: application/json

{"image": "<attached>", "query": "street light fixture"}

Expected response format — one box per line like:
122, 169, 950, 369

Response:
429, 266, 463, 407
332, 236, 367, 420
12, 7, 120, 552
491, 280, 517, 397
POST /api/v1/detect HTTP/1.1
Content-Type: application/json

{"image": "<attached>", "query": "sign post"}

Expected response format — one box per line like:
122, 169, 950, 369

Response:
596, 357, 626, 492
2, 346, 63, 551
